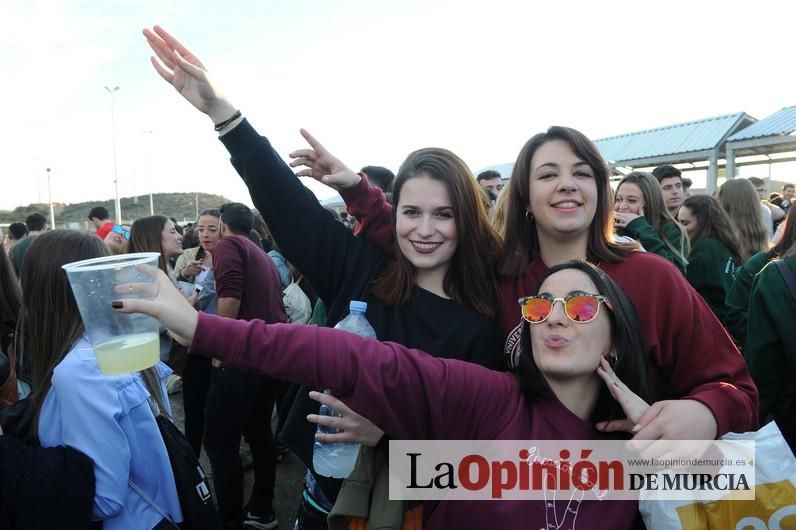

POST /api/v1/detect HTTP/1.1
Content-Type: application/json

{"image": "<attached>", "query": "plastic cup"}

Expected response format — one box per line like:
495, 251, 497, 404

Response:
62, 252, 161, 375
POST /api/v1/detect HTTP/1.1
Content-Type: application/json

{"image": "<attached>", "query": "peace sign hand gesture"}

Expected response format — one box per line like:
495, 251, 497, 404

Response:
289, 129, 361, 192
143, 25, 236, 123
595, 356, 650, 434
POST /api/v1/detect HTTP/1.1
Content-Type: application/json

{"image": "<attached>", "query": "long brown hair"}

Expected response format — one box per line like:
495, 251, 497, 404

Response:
130, 215, 173, 274
717, 179, 769, 261
370, 148, 503, 318
128, 215, 176, 414
22, 230, 108, 435
499, 126, 632, 276
615, 171, 690, 264
681, 195, 744, 265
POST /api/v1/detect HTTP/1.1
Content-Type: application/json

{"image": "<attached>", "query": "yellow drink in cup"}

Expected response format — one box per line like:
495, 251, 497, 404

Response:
63, 252, 162, 375
93, 332, 160, 375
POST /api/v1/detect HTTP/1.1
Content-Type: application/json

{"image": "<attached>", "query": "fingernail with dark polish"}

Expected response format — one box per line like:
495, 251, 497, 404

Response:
111, 301, 123, 309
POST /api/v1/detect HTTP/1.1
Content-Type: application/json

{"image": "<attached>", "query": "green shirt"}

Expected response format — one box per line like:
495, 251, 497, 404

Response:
725, 251, 770, 345
625, 217, 688, 274
686, 237, 738, 326
744, 257, 796, 419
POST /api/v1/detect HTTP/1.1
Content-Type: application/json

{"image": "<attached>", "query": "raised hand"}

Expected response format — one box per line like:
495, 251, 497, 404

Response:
595, 356, 650, 433
289, 129, 361, 192
142, 25, 236, 123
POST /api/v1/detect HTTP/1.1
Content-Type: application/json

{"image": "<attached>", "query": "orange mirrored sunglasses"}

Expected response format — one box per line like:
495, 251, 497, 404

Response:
518, 293, 611, 324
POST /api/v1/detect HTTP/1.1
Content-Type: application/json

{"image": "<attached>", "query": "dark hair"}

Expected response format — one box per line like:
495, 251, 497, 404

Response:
8, 222, 27, 240
682, 177, 693, 189
247, 229, 264, 249
21, 230, 108, 436
169, 217, 183, 236
769, 205, 796, 260
25, 213, 47, 232
88, 206, 110, 221
747, 176, 766, 189
681, 195, 744, 264
477, 170, 502, 182
0, 244, 21, 336
219, 202, 254, 235
500, 126, 632, 276
251, 211, 274, 252
181, 225, 198, 250
370, 147, 503, 318
783, 183, 795, 192
361, 166, 395, 194
652, 165, 681, 183
129, 215, 172, 273
514, 260, 651, 423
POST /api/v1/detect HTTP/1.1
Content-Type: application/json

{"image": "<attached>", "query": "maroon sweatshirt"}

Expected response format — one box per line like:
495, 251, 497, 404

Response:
342, 177, 759, 437
192, 312, 638, 530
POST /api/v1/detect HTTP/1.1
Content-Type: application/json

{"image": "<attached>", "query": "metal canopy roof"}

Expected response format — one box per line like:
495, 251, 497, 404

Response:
595, 112, 755, 165
727, 106, 796, 142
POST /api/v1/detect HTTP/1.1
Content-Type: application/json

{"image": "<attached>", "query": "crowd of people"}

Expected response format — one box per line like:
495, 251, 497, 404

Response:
0, 24, 794, 530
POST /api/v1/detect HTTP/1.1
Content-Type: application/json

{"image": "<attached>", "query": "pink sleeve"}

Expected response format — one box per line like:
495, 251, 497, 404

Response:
341, 174, 396, 255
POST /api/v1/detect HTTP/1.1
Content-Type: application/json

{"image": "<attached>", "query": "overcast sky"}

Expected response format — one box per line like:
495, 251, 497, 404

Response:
2, 0, 795, 212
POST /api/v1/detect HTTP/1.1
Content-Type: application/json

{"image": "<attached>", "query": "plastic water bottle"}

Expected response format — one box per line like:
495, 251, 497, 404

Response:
312, 300, 376, 478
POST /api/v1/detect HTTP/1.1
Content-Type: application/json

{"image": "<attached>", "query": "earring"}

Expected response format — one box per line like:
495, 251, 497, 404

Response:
525, 210, 534, 223
608, 350, 618, 367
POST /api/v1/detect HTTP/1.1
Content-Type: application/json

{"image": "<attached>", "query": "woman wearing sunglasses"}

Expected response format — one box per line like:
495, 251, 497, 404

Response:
115, 260, 649, 529
102, 225, 131, 255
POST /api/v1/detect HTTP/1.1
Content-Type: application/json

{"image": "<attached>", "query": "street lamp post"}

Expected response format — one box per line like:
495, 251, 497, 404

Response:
105, 85, 122, 223
144, 129, 154, 215
46, 168, 55, 229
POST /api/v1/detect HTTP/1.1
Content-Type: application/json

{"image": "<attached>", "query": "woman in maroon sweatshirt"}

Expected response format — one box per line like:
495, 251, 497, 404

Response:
116, 260, 651, 529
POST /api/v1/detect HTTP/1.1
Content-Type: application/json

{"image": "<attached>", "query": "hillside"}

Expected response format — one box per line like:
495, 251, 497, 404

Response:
0, 193, 234, 228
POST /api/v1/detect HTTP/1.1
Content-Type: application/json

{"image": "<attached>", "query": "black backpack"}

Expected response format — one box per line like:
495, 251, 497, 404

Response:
132, 412, 223, 530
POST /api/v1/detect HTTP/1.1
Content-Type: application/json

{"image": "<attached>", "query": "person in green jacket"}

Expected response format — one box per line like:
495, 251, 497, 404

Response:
677, 195, 744, 326
614, 171, 689, 274
726, 206, 796, 345
744, 250, 796, 450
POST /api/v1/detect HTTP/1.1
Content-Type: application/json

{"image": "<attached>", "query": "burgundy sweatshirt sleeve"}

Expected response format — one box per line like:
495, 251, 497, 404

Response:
614, 254, 759, 436
341, 174, 396, 255
192, 312, 517, 440
213, 238, 245, 300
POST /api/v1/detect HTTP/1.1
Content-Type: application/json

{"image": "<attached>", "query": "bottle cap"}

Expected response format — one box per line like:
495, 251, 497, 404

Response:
350, 300, 368, 313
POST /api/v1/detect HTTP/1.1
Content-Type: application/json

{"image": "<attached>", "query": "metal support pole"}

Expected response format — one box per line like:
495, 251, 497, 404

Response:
105, 86, 122, 223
